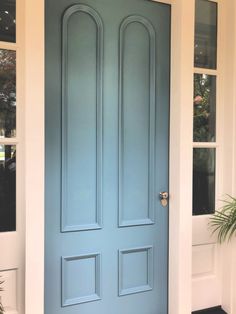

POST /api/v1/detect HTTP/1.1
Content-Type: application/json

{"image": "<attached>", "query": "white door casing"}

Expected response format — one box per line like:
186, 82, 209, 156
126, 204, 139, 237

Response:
23, 0, 236, 313
220, 1, 236, 313
5, 0, 236, 313
24, 0, 195, 314
23, 0, 236, 314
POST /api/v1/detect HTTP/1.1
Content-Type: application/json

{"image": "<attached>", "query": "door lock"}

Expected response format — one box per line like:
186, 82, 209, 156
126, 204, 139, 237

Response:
159, 191, 169, 207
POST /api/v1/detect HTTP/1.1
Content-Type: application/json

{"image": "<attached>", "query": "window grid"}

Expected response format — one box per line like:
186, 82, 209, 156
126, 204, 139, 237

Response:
193, 0, 218, 216
0, 0, 17, 232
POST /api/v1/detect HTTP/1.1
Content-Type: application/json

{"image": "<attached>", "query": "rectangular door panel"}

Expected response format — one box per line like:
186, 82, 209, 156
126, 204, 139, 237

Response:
61, 5, 103, 232
119, 16, 156, 227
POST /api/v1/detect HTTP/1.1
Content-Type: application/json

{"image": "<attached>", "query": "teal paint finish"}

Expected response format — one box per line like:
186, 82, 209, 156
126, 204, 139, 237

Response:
45, 0, 170, 313
119, 16, 156, 227
61, 5, 103, 232
119, 246, 154, 296
62, 253, 101, 306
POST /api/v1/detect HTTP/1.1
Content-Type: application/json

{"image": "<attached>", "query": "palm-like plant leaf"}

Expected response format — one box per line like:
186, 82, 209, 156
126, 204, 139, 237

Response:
209, 195, 236, 243
0, 302, 3, 314
0, 279, 4, 314
0, 281, 3, 292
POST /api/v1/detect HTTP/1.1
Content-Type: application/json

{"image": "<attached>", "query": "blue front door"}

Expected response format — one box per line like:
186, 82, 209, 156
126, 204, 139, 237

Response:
45, 1, 170, 313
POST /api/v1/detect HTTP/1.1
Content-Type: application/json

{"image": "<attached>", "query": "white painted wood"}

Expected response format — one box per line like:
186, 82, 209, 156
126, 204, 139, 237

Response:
192, 215, 217, 246
194, 68, 218, 76
24, 1, 195, 314
24, 0, 45, 313
191, 0, 225, 310
192, 244, 216, 277
22, 0, 236, 313
221, 243, 234, 314
192, 276, 221, 311
151, 0, 172, 4
169, 1, 194, 313
0, 0, 25, 313
192, 0, 236, 312
0, 270, 17, 311
0, 139, 18, 145
231, 240, 236, 313
192, 142, 219, 148
4, 310, 18, 314
24, 1, 194, 313
0, 43, 17, 51
219, 1, 236, 313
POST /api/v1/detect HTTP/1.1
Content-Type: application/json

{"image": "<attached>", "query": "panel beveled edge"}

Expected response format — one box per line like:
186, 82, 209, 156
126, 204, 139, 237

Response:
61, 252, 102, 307
118, 245, 154, 296
61, 4, 104, 233
118, 15, 156, 228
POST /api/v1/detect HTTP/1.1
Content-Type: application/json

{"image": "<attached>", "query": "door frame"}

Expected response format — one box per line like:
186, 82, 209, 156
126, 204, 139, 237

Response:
24, 0, 194, 313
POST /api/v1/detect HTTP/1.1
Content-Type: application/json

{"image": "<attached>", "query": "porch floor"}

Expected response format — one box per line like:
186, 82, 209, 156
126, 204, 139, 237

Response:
192, 306, 227, 314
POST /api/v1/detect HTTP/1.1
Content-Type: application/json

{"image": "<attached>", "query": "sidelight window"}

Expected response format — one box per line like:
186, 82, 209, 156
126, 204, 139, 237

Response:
193, 0, 218, 216
0, 0, 17, 232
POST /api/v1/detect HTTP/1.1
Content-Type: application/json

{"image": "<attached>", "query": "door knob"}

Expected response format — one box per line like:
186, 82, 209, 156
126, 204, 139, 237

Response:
159, 191, 169, 207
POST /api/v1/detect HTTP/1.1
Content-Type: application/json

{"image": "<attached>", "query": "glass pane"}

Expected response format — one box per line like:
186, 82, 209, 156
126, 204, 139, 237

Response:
0, 49, 16, 138
0, 0, 16, 43
193, 148, 215, 215
0, 145, 16, 232
193, 74, 216, 142
194, 0, 217, 69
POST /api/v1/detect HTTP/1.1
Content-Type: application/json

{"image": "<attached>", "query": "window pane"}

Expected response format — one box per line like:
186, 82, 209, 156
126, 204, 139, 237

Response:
193, 148, 215, 215
0, 0, 16, 43
0, 145, 16, 232
194, 0, 217, 69
0, 49, 16, 138
193, 74, 216, 142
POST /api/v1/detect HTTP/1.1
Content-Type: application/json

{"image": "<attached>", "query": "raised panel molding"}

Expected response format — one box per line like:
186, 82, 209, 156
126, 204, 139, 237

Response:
118, 16, 156, 227
118, 246, 154, 296
192, 244, 216, 278
61, 253, 101, 306
0, 269, 17, 313
61, 5, 103, 232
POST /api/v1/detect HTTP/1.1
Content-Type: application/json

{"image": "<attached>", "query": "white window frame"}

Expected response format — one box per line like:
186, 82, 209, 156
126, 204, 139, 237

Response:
0, 0, 25, 313
192, 0, 223, 310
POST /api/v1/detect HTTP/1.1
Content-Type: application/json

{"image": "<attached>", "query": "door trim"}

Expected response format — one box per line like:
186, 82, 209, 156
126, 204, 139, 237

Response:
169, 0, 194, 313
25, 0, 45, 313
24, 0, 193, 314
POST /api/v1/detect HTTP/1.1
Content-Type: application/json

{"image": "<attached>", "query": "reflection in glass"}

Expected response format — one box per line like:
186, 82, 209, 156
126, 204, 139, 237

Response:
193, 148, 215, 215
0, 49, 16, 138
194, 0, 217, 69
0, 0, 16, 43
193, 74, 216, 142
0, 145, 16, 232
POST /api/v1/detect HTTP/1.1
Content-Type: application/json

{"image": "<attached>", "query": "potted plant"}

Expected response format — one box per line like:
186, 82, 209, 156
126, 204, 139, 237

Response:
209, 195, 236, 243
0, 279, 4, 314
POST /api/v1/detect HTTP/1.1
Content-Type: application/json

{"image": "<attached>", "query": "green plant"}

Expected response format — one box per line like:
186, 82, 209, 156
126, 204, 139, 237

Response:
0, 279, 4, 314
209, 195, 236, 243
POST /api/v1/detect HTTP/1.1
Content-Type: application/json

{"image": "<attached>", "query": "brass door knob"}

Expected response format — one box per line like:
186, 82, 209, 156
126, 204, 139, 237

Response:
159, 191, 169, 207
